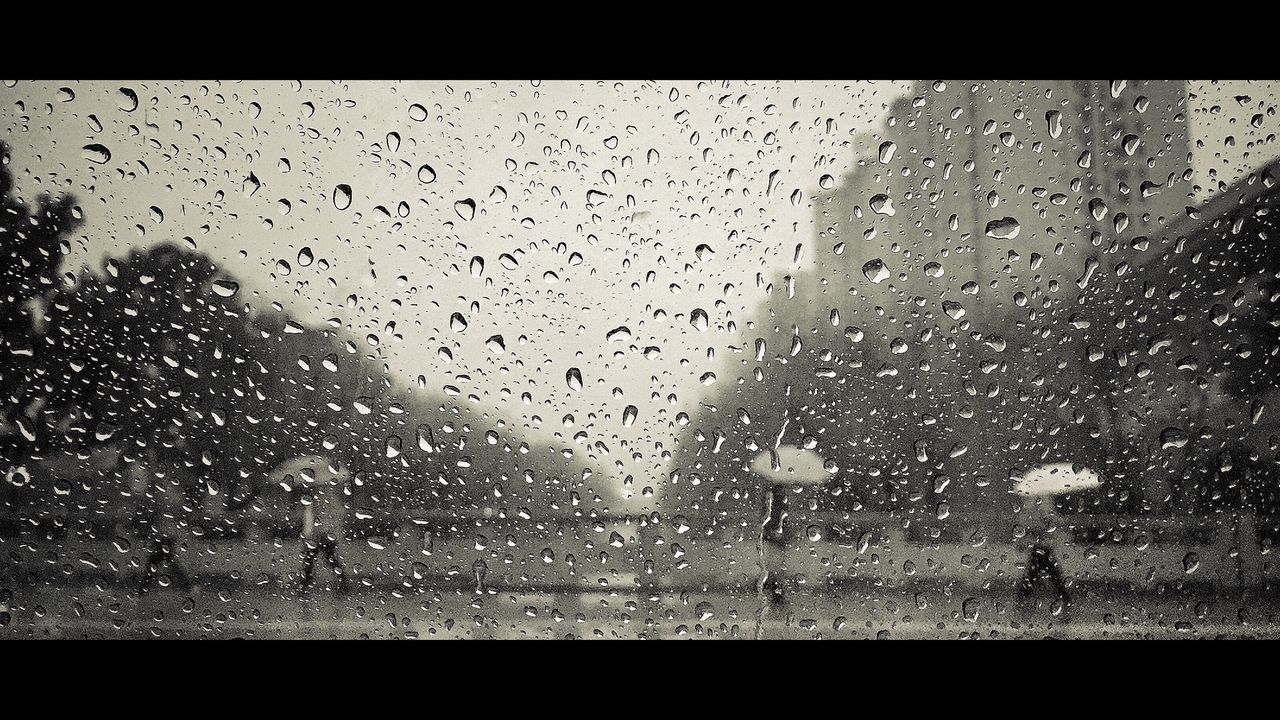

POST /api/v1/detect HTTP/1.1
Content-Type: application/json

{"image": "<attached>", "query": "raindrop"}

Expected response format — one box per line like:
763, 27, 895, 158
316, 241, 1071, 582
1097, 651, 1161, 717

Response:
1161, 428, 1188, 449
81, 144, 111, 164
333, 184, 352, 210
116, 87, 138, 112
211, 279, 239, 298
417, 426, 436, 453
1183, 552, 1200, 574
942, 300, 966, 320
984, 217, 1021, 239
454, 199, 476, 221
690, 308, 709, 332
862, 258, 890, 284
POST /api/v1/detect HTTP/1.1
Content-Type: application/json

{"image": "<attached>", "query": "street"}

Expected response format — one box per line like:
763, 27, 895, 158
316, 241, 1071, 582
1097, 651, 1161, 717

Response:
4, 582, 1277, 639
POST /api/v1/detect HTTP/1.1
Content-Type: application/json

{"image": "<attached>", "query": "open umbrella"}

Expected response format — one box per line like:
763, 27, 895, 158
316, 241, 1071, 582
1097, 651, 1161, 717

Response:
750, 445, 831, 486
268, 454, 346, 491
1014, 462, 1102, 497
748, 444, 831, 638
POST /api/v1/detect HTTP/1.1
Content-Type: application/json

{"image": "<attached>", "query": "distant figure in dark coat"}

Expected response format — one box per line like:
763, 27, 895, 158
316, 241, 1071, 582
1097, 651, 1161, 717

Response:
295, 460, 351, 594
131, 457, 193, 594
1018, 502, 1071, 608
760, 484, 789, 606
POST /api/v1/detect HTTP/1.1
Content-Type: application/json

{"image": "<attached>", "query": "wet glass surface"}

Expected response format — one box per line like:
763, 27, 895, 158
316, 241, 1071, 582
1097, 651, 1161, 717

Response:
2, 80, 1280, 639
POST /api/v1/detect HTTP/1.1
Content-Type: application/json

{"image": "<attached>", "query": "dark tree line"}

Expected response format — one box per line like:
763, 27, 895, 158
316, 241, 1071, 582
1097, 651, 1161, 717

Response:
1, 142, 588, 540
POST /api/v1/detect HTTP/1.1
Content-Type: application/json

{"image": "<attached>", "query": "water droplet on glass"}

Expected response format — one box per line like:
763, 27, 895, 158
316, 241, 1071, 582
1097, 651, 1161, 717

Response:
690, 308, 709, 332
869, 194, 895, 216
984, 217, 1021, 239
333, 184, 352, 210
116, 87, 138, 112
82, 144, 111, 164
1046, 110, 1063, 139
211, 279, 240, 298
862, 259, 890, 284
454, 199, 476, 221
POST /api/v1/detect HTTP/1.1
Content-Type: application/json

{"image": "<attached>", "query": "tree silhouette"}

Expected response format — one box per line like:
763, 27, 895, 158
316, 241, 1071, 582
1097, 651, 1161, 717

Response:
0, 140, 82, 465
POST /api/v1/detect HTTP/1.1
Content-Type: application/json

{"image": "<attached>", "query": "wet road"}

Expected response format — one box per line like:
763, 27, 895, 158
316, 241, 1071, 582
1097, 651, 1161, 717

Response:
4, 581, 1278, 639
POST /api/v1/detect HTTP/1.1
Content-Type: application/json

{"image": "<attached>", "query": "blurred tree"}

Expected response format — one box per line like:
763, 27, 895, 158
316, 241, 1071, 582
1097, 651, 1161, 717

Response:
0, 141, 82, 465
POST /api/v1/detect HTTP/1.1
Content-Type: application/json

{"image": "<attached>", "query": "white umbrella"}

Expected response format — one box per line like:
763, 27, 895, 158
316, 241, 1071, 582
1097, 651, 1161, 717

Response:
268, 455, 346, 490
750, 445, 831, 485
1014, 462, 1102, 497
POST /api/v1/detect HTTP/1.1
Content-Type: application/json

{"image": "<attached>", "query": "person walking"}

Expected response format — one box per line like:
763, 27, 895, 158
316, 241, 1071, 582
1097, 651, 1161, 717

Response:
132, 451, 193, 595
760, 483, 789, 607
296, 459, 351, 594
1017, 499, 1071, 611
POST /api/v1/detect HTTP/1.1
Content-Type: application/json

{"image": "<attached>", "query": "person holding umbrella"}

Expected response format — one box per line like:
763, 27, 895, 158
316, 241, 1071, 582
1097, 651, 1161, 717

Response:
1013, 462, 1100, 613
288, 456, 352, 595
131, 449, 194, 595
750, 441, 830, 636
1016, 500, 1071, 608
760, 482, 789, 607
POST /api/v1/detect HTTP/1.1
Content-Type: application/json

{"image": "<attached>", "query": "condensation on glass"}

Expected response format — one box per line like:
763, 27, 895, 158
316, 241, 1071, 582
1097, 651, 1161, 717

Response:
1, 80, 1278, 638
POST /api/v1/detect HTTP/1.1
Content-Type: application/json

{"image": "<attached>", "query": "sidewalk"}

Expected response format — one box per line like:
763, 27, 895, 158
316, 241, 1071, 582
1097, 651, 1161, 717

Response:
4, 534, 1276, 601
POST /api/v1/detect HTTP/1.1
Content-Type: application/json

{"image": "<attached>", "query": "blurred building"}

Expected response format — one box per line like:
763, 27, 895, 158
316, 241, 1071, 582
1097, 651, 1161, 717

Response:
672, 81, 1199, 533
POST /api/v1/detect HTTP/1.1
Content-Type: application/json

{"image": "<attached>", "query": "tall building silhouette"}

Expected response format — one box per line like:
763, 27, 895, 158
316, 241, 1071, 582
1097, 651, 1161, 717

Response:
672, 81, 1197, 528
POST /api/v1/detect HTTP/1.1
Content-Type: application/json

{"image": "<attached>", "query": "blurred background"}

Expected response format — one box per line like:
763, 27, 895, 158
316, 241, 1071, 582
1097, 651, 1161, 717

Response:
3, 80, 1280, 639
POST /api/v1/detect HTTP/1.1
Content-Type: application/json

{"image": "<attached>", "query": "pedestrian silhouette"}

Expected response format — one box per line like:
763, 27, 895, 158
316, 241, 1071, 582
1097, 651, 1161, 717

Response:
294, 458, 351, 594
760, 484, 789, 606
131, 452, 193, 594
1018, 501, 1071, 609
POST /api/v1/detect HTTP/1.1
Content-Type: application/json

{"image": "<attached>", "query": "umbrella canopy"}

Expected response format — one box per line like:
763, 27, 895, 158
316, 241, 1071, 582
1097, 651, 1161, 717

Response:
750, 445, 831, 485
1014, 462, 1102, 497
268, 454, 347, 491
